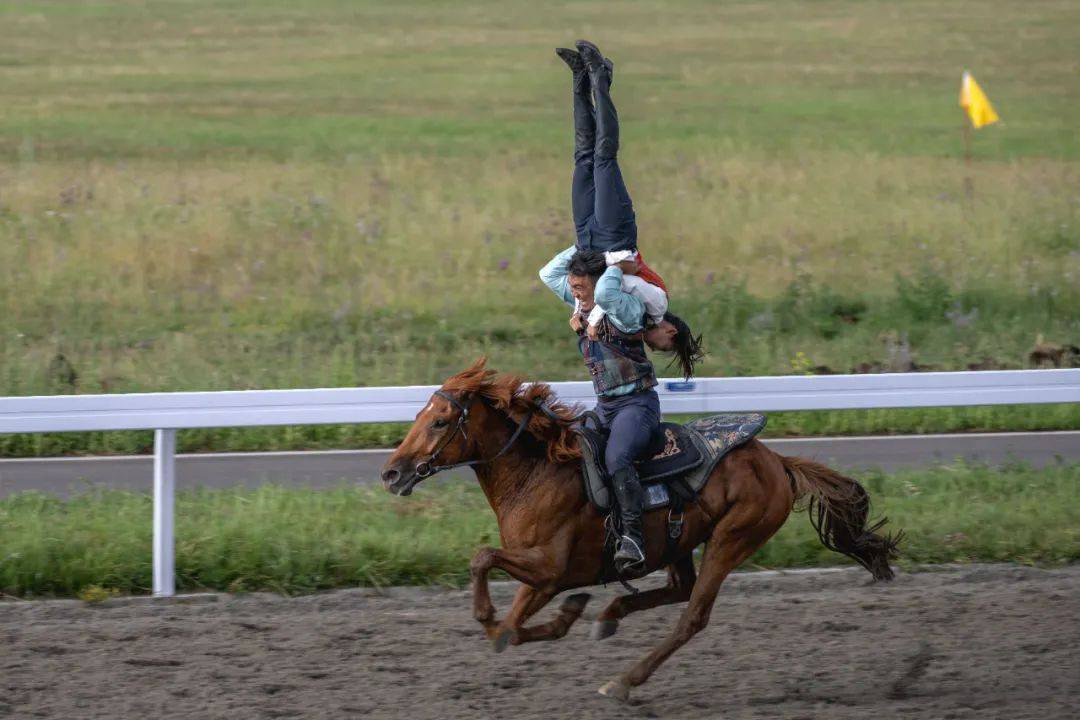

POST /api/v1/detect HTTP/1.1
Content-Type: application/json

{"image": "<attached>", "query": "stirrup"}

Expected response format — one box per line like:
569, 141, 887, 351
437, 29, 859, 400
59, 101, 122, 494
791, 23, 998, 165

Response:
614, 535, 645, 564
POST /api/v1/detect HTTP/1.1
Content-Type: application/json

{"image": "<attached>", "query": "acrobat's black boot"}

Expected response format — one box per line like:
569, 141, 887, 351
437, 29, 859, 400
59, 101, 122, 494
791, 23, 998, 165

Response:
556, 48, 595, 164
555, 47, 589, 96
558, 45, 613, 91
611, 466, 647, 574
576, 40, 619, 159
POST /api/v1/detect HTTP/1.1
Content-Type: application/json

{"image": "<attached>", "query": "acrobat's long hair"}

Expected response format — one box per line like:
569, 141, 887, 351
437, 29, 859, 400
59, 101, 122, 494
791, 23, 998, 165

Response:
663, 311, 705, 380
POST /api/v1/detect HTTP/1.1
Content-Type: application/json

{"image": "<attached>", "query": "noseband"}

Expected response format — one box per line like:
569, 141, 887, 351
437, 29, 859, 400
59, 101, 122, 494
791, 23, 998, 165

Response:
413, 389, 536, 479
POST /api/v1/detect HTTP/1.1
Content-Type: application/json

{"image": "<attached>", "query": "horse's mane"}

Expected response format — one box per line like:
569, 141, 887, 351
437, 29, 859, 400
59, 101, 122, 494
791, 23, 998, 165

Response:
440, 357, 582, 464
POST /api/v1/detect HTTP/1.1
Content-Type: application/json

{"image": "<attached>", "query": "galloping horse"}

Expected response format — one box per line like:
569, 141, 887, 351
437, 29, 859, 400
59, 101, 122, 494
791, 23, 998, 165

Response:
381, 358, 900, 701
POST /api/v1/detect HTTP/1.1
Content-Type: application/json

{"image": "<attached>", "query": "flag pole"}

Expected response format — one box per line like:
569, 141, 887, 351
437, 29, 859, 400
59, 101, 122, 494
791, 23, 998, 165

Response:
958, 111, 972, 282
962, 111, 973, 199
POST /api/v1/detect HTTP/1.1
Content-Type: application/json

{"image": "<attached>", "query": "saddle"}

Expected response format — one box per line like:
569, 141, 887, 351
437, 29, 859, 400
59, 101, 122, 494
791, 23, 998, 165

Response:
574, 413, 769, 514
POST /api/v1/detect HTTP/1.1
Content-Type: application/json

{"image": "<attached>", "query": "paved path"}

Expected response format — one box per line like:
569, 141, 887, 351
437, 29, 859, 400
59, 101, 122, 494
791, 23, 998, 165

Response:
1, 431, 1077, 498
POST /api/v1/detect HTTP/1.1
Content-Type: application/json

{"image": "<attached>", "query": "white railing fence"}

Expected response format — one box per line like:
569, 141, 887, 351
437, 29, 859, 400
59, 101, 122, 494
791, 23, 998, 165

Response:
2, 368, 1079, 596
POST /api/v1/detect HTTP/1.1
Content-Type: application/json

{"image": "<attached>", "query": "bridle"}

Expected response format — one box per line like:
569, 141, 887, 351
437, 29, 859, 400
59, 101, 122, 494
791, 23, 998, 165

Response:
412, 389, 537, 479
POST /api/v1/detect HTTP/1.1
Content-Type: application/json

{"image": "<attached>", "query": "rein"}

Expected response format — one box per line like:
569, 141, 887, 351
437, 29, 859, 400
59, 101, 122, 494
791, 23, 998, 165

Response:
414, 390, 536, 479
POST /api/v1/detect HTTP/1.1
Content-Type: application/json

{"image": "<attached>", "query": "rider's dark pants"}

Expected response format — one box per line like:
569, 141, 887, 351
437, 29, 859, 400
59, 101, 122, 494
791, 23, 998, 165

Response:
571, 68, 637, 254
595, 389, 663, 475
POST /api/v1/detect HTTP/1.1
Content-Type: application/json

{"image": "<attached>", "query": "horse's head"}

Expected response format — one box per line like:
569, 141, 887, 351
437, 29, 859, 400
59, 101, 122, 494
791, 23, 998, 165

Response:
381, 357, 583, 495
380, 388, 482, 497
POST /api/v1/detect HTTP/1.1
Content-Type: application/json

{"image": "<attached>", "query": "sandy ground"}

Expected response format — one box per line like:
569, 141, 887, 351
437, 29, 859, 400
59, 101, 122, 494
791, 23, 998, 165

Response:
2, 564, 1078, 719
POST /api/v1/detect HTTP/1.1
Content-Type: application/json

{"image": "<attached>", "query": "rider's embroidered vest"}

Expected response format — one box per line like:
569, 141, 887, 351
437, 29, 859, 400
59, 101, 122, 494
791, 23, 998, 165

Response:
576, 315, 657, 398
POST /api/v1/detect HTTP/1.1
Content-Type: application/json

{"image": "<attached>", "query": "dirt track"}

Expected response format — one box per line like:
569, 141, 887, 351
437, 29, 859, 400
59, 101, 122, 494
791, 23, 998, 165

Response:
2, 564, 1078, 719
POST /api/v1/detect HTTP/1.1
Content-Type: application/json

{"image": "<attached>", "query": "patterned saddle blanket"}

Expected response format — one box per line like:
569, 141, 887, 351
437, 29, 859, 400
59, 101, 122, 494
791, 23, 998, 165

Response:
575, 413, 768, 512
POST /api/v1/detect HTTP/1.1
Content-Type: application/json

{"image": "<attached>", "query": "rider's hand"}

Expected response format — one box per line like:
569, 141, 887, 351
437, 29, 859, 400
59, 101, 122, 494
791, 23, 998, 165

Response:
586, 323, 600, 340
616, 259, 640, 275
569, 314, 585, 332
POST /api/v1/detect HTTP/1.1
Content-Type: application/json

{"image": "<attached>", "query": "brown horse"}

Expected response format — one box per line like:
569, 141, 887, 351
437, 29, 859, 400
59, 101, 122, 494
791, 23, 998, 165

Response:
381, 358, 900, 701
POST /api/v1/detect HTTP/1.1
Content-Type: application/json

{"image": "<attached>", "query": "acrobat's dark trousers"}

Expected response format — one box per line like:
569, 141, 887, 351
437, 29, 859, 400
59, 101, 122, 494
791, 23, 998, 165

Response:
571, 68, 637, 253
595, 390, 663, 475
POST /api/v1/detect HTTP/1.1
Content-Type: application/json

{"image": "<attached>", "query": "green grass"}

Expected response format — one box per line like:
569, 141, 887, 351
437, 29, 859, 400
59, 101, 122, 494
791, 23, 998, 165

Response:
1, 0, 1077, 455
1, 462, 1077, 598
2, 1, 1077, 162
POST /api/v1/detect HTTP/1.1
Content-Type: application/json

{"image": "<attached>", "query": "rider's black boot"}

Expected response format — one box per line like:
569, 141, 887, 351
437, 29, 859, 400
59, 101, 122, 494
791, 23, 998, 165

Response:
575, 40, 618, 160
611, 466, 646, 574
556, 48, 595, 165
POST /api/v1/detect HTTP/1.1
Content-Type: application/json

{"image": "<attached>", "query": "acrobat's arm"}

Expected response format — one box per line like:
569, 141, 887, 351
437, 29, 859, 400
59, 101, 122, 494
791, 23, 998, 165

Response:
593, 266, 646, 334
538, 245, 577, 308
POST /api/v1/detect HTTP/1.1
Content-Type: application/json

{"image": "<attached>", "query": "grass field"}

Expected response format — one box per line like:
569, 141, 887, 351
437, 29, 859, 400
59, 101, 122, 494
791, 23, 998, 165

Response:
1, 0, 1078, 456
1, 462, 1077, 598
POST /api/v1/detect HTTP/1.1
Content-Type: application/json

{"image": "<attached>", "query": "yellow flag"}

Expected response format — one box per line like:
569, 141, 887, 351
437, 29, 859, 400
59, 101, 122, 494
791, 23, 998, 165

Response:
959, 71, 1000, 129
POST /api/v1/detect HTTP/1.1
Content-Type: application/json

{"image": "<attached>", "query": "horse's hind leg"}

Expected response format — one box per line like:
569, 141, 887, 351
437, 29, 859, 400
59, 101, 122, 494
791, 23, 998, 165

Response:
591, 554, 696, 640
596, 444, 795, 701
598, 529, 765, 701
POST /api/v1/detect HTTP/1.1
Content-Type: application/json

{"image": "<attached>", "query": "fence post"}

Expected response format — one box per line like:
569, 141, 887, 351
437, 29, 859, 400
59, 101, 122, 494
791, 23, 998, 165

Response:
153, 428, 176, 597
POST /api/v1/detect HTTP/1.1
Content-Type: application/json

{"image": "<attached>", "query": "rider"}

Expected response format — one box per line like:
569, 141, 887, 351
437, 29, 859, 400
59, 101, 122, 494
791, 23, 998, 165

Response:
539, 40, 702, 574
540, 247, 661, 574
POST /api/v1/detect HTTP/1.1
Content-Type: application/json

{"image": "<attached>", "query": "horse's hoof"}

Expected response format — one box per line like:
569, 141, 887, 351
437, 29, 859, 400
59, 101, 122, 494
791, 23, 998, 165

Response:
491, 628, 513, 654
590, 619, 619, 640
598, 678, 631, 702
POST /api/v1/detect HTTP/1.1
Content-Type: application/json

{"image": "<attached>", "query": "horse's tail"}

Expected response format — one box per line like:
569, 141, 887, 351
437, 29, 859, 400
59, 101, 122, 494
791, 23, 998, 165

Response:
779, 455, 902, 581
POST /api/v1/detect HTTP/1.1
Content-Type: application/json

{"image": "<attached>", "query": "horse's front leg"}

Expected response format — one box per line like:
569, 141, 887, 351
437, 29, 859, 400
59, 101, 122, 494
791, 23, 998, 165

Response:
470, 547, 501, 629
510, 586, 591, 646
469, 546, 552, 648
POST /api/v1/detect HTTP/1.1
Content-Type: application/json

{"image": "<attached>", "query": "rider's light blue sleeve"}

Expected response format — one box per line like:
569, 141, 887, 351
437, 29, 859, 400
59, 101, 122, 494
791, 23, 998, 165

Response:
539, 245, 577, 308
594, 266, 646, 334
